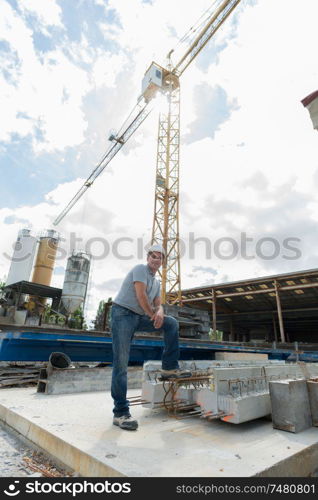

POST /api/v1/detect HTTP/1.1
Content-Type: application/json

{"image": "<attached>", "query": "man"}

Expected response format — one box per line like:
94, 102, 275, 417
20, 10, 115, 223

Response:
111, 244, 191, 431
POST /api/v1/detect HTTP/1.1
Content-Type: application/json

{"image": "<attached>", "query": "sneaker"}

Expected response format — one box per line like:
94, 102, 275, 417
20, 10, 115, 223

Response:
160, 368, 192, 380
113, 415, 138, 431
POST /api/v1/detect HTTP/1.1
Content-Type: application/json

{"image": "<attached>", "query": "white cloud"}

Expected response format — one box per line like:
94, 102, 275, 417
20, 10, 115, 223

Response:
19, 0, 63, 28
90, 50, 127, 88
0, 2, 91, 151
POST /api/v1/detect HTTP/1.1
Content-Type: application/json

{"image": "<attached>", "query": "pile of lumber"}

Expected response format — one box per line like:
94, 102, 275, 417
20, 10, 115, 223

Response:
0, 362, 107, 389
0, 363, 46, 388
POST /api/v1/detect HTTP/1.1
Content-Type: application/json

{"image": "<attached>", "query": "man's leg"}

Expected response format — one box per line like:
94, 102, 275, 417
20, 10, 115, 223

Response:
137, 314, 180, 370
111, 305, 138, 417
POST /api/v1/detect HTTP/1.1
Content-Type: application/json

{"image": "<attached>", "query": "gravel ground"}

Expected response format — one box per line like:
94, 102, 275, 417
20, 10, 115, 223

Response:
0, 422, 73, 477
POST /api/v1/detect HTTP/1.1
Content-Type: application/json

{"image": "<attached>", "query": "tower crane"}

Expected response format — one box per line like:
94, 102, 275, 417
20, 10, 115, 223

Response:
53, 0, 242, 305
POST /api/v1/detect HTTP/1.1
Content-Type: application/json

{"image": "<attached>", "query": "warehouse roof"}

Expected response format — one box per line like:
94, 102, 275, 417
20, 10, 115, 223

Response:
177, 268, 318, 342
179, 268, 318, 313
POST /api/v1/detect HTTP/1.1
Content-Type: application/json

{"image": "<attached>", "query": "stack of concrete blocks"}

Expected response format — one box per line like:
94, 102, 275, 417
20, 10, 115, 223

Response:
164, 304, 211, 339
269, 376, 318, 433
141, 353, 318, 425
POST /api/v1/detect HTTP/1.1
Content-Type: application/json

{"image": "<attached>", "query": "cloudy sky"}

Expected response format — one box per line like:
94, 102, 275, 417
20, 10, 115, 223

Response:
1, 0, 318, 324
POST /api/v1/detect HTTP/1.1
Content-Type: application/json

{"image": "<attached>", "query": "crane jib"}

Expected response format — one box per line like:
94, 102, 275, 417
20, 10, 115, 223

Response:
53, 102, 152, 226
173, 0, 241, 76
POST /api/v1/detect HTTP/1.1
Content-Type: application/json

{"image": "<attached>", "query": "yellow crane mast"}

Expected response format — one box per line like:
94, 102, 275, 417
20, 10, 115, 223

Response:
53, 0, 242, 304
150, 56, 181, 305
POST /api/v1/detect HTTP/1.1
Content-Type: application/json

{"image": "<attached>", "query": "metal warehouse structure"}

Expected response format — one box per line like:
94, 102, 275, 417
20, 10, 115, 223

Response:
178, 268, 318, 344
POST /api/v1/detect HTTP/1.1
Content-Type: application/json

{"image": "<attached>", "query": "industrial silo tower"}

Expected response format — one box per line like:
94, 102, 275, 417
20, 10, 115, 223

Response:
6, 229, 37, 286
31, 229, 59, 287
60, 251, 91, 315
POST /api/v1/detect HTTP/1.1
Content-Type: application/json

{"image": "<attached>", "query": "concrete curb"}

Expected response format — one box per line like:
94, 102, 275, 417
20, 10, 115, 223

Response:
0, 404, 124, 477
256, 445, 318, 477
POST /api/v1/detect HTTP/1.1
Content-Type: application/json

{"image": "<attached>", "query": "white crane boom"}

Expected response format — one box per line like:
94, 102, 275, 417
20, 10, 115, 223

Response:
53, 100, 152, 225
173, 0, 241, 76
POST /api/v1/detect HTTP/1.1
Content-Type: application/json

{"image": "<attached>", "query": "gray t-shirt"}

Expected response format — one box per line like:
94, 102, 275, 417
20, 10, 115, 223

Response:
113, 264, 161, 315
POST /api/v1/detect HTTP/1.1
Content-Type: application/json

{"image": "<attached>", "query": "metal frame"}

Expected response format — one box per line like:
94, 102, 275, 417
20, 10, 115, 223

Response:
152, 80, 181, 304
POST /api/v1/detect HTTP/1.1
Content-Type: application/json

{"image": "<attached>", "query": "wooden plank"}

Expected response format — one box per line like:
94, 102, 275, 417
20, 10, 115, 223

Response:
0, 378, 39, 387
0, 375, 39, 383
0, 370, 40, 376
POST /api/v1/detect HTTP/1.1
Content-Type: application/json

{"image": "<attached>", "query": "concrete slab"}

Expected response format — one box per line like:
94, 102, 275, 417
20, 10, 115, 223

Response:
0, 387, 318, 477
215, 352, 268, 361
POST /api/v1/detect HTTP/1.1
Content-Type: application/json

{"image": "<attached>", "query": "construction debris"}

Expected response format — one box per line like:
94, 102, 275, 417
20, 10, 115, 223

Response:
0, 364, 46, 389
23, 450, 73, 477
0, 361, 111, 390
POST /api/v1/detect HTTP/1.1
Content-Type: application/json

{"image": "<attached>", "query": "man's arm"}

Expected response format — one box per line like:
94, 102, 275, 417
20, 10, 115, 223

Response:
134, 281, 155, 318
152, 296, 164, 329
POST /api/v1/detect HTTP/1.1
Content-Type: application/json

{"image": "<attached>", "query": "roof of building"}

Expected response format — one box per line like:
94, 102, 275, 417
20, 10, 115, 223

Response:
301, 90, 318, 107
4, 281, 62, 299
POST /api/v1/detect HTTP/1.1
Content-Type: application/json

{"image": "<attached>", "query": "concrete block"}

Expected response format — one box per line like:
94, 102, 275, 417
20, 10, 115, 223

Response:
212, 366, 264, 396
37, 366, 142, 395
300, 364, 318, 379
177, 387, 196, 405
220, 393, 271, 424
141, 381, 171, 408
195, 387, 218, 415
307, 379, 318, 426
215, 352, 268, 361
269, 379, 312, 433
264, 364, 303, 384
142, 360, 213, 380
141, 380, 196, 409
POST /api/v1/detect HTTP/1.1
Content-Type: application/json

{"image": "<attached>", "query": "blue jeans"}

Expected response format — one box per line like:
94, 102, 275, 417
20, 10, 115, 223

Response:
111, 303, 180, 417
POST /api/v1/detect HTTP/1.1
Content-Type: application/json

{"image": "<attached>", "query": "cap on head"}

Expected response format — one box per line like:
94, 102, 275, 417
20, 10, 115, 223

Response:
147, 244, 166, 257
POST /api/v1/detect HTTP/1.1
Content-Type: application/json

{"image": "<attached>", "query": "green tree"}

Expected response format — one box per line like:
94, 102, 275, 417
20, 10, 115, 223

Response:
93, 298, 112, 331
93, 300, 105, 330
209, 328, 223, 341
69, 306, 87, 330
0, 278, 6, 301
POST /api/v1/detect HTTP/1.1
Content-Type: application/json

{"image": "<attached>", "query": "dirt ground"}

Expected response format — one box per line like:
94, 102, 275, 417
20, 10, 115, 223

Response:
0, 422, 73, 477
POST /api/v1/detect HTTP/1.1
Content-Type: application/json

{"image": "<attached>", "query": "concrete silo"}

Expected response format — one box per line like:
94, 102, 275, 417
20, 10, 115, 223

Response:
31, 229, 59, 287
6, 229, 37, 286
60, 251, 91, 315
